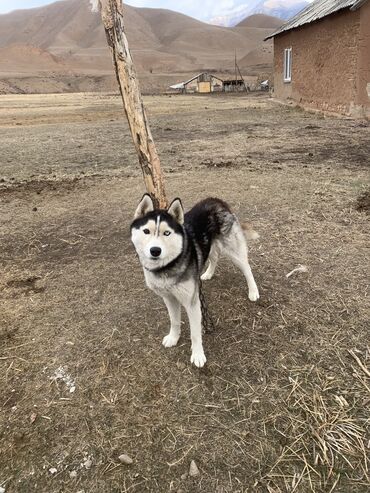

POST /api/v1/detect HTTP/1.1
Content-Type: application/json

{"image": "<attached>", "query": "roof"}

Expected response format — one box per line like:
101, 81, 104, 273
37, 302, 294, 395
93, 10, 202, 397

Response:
170, 73, 203, 90
223, 79, 244, 84
170, 73, 223, 89
265, 0, 368, 40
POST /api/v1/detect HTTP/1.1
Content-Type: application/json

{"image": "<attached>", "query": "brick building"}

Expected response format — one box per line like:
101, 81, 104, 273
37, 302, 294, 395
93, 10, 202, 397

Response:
266, 0, 370, 118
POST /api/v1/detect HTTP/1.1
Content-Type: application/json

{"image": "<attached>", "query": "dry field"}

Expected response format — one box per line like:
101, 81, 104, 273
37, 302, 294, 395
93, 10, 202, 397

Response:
0, 92, 369, 493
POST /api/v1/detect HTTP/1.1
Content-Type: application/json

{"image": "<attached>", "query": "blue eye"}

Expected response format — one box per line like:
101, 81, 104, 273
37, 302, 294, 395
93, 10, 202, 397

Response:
143, 229, 150, 235
164, 231, 171, 236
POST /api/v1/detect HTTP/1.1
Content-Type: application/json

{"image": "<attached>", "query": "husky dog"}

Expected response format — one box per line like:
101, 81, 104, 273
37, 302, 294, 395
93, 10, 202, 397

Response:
130, 195, 259, 368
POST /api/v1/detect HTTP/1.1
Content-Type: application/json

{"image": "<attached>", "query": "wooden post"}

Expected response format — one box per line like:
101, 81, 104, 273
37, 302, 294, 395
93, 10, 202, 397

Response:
96, 0, 167, 208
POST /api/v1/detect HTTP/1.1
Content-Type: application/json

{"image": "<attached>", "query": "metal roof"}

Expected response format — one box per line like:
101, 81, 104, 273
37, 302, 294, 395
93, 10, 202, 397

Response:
170, 73, 223, 90
265, 0, 368, 40
170, 73, 204, 89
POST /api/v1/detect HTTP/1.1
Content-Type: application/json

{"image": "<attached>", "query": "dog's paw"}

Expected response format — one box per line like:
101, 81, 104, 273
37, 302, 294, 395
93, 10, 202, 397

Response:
248, 288, 260, 302
200, 272, 213, 281
162, 333, 180, 348
190, 351, 207, 368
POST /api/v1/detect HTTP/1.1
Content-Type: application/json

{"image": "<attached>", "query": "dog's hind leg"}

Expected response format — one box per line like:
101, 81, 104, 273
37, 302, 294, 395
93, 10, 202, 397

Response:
225, 224, 260, 302
201, 244, 219, 281
162, 295, 182, 348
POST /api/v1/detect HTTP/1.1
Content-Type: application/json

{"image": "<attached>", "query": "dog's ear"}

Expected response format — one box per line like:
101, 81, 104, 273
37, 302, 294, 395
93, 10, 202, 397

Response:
134, 194, 154, 219
167, 198, 184, 224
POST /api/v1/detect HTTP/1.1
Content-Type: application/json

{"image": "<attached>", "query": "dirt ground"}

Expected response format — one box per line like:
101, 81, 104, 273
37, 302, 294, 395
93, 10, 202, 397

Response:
0, 92, 369, 493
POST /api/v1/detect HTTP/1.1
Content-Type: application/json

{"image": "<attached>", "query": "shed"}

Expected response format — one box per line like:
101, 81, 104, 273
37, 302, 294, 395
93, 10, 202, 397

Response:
265, 0, 370, 118
223, 79, 247, 92
170, 73, 224, 93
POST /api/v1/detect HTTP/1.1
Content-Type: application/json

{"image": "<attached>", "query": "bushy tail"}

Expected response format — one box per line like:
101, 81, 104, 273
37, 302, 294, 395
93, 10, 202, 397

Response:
241, 222, 260, 241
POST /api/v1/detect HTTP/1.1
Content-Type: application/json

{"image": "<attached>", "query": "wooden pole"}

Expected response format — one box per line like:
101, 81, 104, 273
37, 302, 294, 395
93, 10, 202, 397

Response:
96, 0, 167, 208
234, 50, 237, 91
236, 62, 248, 92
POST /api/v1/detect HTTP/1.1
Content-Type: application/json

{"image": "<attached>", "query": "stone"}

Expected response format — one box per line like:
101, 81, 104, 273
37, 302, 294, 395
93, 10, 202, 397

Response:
189, 460, 199, 477
119, 454, 133, 465
83, 458, 92, 469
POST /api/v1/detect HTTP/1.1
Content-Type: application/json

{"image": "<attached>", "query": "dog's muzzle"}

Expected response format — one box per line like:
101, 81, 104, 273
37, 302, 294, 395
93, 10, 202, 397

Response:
150, 247, 162, 258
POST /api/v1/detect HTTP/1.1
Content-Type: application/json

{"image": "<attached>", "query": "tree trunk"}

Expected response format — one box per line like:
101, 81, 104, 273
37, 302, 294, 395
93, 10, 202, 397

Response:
97, 0, 167, 208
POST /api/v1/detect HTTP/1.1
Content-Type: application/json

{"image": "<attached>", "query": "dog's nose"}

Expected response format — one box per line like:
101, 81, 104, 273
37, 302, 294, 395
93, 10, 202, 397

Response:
150, 247, 162, 258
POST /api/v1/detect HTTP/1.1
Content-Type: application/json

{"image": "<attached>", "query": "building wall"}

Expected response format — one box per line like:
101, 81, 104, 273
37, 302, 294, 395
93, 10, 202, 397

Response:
184, 79, 198, 92
356, 1, 370, 116
210, 77, 223, 92
273, 7, 369, 117
183, 75, 223, 93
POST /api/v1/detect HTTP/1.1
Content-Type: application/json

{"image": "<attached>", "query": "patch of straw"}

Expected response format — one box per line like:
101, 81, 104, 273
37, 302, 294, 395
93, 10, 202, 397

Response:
260, 355, 369, 492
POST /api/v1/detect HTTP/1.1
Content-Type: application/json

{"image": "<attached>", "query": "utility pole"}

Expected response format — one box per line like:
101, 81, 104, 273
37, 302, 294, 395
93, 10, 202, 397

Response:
235, 49, 237, 91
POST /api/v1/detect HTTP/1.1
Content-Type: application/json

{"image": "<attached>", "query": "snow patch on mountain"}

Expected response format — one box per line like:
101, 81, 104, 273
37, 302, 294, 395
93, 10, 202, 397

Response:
209, 0, 309, 26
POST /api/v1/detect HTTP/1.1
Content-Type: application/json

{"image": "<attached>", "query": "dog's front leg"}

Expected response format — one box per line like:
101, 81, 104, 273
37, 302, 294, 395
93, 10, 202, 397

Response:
162, 295, 182, 348
184, 296, 206, 368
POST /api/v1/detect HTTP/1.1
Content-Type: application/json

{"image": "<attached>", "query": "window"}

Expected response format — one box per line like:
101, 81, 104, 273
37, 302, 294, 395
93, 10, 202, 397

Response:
284, 48, 292, 82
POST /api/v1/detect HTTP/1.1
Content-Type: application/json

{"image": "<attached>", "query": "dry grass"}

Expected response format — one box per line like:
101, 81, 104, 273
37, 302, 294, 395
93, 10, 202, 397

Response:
260, 355, 369, 492
356, 189, 370, 214
0, 93, 369, 493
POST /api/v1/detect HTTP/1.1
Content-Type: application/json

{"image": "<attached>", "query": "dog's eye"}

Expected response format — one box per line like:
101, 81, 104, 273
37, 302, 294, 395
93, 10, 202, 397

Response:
163, 231, 171, 236
143, 228, 150, 235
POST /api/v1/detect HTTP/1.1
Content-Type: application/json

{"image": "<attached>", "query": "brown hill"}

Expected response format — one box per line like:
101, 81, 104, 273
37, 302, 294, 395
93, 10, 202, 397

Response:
0, 0, 277, 92
0, 44, 66, 74
236, 14, 284, 29
239, 45, 274, 75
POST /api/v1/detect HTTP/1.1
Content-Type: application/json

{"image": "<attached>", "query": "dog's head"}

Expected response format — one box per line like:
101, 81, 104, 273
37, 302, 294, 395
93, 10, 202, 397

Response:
130, 194, 185, 271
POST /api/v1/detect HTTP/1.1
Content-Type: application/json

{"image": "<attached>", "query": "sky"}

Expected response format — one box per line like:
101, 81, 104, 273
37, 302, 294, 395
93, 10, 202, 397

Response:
0, 1, 51, 13
0, 0, 254, 19
0, 0, 312, 21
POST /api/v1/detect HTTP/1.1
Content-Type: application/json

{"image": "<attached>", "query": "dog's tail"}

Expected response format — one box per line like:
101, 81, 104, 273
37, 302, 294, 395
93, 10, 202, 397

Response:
241, 222, 260, 241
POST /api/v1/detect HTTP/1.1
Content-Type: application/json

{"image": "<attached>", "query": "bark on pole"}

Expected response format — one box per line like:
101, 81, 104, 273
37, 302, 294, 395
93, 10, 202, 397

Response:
97, 0, 167, 208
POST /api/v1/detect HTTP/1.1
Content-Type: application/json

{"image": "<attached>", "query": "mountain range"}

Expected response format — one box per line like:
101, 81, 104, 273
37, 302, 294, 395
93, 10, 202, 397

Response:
209, 0, 309, 26
0, 0, 285, 93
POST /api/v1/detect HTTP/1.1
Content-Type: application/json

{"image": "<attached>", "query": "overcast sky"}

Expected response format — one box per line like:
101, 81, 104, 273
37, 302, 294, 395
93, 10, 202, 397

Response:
0, 0, 209, 16
0, 0, 254, 19
0, 0, 312, 21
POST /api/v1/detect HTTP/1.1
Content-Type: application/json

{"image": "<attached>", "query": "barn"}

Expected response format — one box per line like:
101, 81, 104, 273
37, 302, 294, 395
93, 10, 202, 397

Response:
223, 79, 247, 92
266, 0, 370, 118
170, 73, 224, 93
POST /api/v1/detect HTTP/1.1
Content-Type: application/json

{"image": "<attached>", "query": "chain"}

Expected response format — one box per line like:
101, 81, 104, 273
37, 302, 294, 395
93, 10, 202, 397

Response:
199, 279, 215, 333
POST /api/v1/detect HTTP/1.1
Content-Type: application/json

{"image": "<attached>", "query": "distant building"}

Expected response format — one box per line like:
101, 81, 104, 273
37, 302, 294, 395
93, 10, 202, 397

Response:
170, 73, 224, 93
260, 79, 270, 91
223, 79, 247, 92
266, 0, 370, 118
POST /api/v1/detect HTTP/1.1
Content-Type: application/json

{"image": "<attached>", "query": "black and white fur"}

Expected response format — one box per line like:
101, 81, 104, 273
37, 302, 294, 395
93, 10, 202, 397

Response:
130, 195, 259, 368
